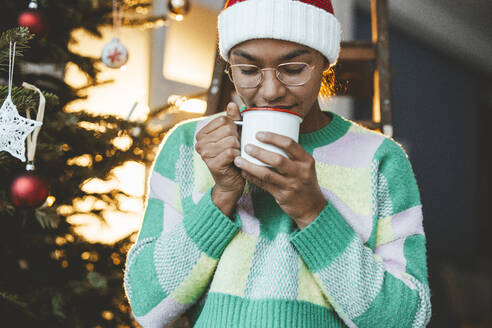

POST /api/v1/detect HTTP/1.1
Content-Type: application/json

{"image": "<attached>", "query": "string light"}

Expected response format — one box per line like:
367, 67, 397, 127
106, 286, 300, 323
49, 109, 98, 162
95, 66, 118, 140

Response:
167, 0, 190, 21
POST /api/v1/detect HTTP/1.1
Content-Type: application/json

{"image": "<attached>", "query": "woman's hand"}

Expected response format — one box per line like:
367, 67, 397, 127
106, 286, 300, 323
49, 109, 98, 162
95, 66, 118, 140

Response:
234, 132, 327, 229
195, 102, 245, 216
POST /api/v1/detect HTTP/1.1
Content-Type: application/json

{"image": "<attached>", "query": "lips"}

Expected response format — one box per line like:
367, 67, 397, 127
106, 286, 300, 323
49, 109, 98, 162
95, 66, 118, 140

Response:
256, 105, 294, 110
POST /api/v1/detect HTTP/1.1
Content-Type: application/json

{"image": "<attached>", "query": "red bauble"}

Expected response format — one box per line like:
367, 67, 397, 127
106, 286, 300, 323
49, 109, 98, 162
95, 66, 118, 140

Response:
18, 9, 48, 37
10, 172, 49, 208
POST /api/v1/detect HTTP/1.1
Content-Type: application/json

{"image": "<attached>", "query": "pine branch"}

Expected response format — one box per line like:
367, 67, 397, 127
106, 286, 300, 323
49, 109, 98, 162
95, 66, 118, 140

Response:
0, 27, 34, 70
67, 52, 101, 84
0, 85, 59, 114
122, 15, 169, 28
0, 290, 29, 310
124, 0, 153, 7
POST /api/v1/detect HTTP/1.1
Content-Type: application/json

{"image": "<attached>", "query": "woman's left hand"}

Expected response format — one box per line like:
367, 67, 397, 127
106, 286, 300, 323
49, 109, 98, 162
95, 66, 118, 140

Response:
234, 132, 327, 230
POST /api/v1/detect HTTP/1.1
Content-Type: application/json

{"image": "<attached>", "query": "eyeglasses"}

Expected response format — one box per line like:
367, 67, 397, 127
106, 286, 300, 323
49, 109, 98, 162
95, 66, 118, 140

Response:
225, 62, 315, 88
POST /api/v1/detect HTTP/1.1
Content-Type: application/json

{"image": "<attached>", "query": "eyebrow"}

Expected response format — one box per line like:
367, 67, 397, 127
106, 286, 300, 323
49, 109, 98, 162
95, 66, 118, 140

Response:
231, 49, 311, 62
231, 49, 259, 62
280, 49, 311, 61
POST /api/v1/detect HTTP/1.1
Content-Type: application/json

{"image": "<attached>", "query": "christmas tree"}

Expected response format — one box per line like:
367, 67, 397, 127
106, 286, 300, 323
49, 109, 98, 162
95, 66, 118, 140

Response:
0, 1, 176, 326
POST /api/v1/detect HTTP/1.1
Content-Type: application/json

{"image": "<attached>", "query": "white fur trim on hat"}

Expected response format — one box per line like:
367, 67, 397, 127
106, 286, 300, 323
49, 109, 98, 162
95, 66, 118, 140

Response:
218, 0, 341, 66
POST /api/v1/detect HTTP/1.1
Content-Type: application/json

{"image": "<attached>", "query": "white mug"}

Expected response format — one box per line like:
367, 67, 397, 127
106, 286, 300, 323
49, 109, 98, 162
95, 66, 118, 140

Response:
234, 107, 303, 167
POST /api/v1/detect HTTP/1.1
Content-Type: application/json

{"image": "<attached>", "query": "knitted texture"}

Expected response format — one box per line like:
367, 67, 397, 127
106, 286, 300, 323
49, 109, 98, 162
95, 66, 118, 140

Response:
218, 0, 341, 65
124, 112, 431, 327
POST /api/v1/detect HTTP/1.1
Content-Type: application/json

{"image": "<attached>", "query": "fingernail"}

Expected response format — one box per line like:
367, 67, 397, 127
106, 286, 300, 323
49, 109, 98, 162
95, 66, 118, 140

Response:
245, 145, 253, 153
256, 132, 265, 140
234, 157, 243, 166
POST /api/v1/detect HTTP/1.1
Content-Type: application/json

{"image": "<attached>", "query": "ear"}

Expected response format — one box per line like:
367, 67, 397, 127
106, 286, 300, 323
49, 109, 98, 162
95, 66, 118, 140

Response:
323, 58, 331, 71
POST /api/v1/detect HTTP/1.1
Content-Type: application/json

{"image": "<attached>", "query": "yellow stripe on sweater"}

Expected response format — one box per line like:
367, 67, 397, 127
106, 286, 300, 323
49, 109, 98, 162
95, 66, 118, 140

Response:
209, 232, 258, 297
316, 162, 372, 216
298, 259, 332, 308
171, 254, 217, 305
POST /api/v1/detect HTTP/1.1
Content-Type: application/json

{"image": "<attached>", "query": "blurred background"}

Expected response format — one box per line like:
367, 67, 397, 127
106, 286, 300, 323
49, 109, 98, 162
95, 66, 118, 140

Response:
0, 0, 490, 327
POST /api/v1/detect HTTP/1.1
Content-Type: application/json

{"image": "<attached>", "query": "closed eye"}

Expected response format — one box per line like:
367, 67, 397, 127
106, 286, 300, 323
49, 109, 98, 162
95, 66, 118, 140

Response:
240, 67, 259, 75
278, 63, 308, 75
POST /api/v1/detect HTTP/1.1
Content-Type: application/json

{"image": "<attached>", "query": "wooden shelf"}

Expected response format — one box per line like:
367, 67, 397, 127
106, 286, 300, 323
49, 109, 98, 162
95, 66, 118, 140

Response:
354, 120, 381, 131
339, 41, 376, 62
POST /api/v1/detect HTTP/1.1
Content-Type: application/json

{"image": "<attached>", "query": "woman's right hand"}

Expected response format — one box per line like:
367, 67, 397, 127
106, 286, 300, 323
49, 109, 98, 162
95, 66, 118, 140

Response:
195, 102, 245, 216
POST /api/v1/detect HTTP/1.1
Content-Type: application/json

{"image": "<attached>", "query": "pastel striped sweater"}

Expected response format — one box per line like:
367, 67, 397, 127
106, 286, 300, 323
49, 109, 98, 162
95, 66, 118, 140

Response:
124, 111, 431, 327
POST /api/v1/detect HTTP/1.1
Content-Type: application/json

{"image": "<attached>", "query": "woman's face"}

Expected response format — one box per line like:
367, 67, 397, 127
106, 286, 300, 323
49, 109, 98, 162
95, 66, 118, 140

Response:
229, 38, 329, 119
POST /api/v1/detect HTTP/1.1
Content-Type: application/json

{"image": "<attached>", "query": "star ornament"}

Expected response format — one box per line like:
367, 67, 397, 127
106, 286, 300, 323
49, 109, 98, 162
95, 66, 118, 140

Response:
0, 95, 42, 162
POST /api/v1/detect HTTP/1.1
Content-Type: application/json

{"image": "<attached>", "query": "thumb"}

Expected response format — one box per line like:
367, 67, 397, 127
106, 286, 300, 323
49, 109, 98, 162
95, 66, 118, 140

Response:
226, 102, 242, 121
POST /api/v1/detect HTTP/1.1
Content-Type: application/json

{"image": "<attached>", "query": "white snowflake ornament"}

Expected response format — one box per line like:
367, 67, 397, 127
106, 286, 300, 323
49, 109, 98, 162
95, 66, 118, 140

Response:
0, 94, 42, 162
1, 42, 42, 162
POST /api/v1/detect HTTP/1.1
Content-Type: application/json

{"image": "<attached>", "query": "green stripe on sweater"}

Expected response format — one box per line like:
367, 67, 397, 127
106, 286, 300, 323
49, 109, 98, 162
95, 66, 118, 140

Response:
374, 138, 422, 214
352, 273, 419, 327
128, 242, 167, 316
404, 234, 429, 285
137, 198, 163, 241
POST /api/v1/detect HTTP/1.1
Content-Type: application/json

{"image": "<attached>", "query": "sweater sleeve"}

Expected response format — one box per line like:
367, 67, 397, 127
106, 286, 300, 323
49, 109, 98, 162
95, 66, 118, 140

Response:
290, 138, 431, 328
124, 122, 240, 328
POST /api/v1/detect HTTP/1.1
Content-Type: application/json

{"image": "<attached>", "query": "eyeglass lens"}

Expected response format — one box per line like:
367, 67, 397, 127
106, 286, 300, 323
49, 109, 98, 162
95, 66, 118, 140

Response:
228, 63, 311, 88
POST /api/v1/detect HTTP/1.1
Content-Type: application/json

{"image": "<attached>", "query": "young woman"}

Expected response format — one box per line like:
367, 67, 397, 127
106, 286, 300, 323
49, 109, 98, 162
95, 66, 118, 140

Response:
124, 1, 431, 327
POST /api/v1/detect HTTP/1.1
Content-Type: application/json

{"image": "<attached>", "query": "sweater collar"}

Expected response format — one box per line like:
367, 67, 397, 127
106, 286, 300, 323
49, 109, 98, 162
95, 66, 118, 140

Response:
299, 111, 351, 148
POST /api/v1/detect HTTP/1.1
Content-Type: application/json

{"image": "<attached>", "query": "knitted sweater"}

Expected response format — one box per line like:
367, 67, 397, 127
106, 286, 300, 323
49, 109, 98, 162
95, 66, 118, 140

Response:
124, 111, 431, 328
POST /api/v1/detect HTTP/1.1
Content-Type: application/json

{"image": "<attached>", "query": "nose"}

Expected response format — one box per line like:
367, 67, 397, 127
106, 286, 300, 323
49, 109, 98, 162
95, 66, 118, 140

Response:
259, 69, 287, 103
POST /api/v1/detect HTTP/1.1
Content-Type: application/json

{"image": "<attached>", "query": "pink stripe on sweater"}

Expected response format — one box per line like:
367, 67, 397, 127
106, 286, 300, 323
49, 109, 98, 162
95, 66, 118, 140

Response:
237, 193, 261, 236
313, 131, 384, 168
149, 171, 177, 203
375, 238, 406, 275
320, 187, 373, 243
391, 206, 425, 239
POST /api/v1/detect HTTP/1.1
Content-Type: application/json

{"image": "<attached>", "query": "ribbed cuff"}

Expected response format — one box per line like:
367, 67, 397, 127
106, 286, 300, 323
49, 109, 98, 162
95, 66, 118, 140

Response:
183, 189, 240, 260
194, 292, 343, 328
290, 202, 355, 272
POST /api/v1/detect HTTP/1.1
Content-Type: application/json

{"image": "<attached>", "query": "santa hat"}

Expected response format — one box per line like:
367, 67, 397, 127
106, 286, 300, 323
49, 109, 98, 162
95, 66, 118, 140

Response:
218, 0, 341, 66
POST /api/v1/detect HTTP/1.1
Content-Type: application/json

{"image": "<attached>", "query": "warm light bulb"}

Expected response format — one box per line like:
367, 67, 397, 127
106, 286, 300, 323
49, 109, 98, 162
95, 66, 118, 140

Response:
168, 0, 190, 20
46, 196, 56, 207
179, 98, 207, 114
